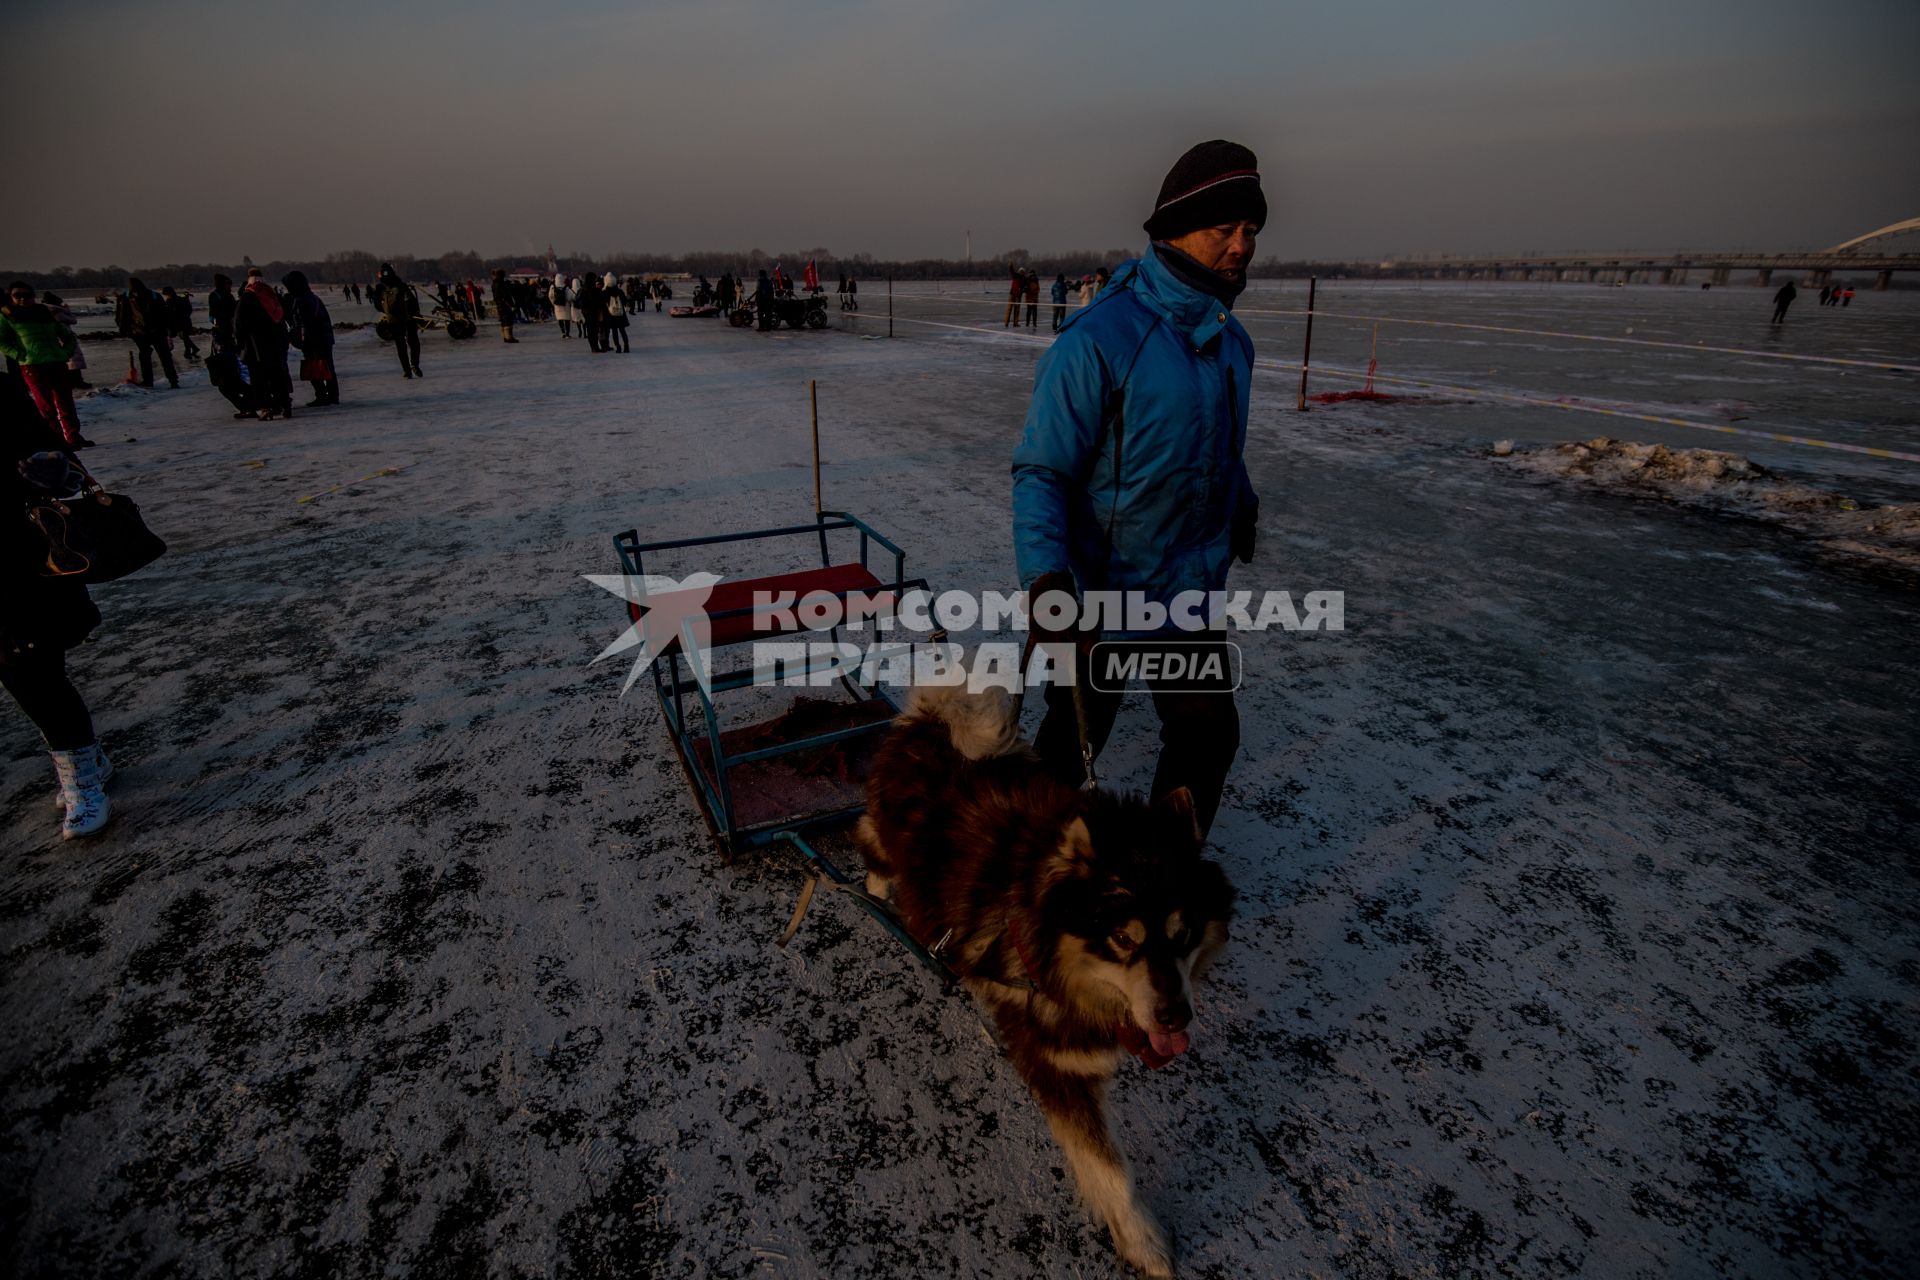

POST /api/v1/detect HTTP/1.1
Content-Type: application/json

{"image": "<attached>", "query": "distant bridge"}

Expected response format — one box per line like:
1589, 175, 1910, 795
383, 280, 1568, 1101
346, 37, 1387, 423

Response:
1367, 218, 1919, 288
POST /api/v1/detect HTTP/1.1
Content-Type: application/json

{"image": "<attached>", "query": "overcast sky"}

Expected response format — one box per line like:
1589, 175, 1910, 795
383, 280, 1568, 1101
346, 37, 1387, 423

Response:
8, 0, 1917, 268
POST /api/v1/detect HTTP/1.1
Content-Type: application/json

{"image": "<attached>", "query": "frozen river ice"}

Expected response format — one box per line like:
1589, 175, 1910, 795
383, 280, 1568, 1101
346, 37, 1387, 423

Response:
3, 285, 1916, 1278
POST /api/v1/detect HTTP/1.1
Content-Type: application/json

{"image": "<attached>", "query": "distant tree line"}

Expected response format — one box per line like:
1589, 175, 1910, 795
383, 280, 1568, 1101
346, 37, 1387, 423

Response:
4, 247, 1337, 290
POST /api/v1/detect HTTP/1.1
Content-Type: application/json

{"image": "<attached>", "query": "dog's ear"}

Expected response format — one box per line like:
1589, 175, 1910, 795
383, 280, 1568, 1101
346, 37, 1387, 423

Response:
1057, 816, 1096, 869
1155, 786, 1202, 846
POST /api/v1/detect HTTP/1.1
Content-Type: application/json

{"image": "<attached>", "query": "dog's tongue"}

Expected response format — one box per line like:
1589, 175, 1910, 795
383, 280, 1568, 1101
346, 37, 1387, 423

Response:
1148, 1028, 1190, 1059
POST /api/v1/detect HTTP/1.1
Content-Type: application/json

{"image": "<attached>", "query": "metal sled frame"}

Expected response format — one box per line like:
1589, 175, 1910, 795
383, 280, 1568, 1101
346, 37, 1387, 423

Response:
612, 511, 949, 978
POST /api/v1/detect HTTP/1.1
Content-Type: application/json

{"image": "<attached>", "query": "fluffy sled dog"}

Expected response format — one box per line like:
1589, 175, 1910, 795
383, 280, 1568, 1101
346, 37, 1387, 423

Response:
858, 682, 1235, 1277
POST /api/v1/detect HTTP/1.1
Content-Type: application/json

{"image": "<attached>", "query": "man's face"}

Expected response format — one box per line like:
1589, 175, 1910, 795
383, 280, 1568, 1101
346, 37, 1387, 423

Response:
8, 287, 33, 307
1166, 220, 1261, 282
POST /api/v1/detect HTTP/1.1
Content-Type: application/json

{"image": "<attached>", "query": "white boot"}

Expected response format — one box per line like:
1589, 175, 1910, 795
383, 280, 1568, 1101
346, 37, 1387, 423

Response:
50, 744, 112, 839
52, 744, 112, 809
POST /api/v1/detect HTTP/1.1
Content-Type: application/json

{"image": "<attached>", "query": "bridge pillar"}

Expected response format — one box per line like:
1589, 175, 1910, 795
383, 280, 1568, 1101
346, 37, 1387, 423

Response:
1876, 269, 1893, 292
1659, 267, 1675, 285
1709, 267, 1730, 286
1757, 268, 1772, 287
1804, 268, 1830, 288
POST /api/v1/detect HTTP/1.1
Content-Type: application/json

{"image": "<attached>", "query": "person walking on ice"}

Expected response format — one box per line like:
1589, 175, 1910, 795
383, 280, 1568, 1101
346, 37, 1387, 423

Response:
491, 269, 519, 343
374, 264, 423, 378
1771, 278, 1797, 324
1012, 138, 1266, 842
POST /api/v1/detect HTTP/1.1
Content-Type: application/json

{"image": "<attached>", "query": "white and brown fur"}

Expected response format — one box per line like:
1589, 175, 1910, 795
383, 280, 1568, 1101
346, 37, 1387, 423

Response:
858, 683, 1234, 1277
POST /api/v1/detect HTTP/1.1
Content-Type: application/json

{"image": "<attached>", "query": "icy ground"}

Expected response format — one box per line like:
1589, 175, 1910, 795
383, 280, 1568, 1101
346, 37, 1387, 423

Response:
3, 296, 1918, 1279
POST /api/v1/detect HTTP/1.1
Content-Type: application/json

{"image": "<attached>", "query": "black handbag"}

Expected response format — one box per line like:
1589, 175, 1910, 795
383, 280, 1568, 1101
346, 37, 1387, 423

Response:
23, 457, 167, 584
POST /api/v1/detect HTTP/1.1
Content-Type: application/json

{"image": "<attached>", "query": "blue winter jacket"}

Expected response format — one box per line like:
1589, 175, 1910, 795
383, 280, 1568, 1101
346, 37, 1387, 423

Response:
1011, 246, 1257, 617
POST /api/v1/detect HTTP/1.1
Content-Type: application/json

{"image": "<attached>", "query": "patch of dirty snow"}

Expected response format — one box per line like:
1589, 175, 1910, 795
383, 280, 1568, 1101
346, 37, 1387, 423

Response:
1496, 436, 1920, 569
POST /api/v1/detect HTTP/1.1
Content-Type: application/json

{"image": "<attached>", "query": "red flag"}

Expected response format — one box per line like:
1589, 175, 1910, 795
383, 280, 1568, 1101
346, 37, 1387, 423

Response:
803, 259, 819, 292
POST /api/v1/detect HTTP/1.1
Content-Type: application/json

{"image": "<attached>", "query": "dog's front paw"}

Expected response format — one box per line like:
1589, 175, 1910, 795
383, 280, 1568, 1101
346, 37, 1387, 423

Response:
1112, 1211, 1174, 1278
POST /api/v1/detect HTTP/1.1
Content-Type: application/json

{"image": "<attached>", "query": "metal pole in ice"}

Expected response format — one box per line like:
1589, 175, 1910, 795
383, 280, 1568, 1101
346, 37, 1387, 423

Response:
888, 272, 894, 339
1297, 275, 1317, 411
810, 379, 822, 516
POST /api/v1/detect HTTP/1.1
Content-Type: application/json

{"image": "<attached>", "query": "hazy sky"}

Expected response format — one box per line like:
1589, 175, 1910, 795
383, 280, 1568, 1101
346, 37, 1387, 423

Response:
9, 0, 1918, 268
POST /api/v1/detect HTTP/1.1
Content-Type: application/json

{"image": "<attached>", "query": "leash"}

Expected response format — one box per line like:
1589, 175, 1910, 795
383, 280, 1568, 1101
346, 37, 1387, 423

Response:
1010, 623, 1097, 791
1070, 679, 1098, 789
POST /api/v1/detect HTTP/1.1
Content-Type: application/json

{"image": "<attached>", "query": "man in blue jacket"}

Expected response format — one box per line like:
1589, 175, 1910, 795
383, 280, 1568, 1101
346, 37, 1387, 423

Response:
1011, 139, 1265, 838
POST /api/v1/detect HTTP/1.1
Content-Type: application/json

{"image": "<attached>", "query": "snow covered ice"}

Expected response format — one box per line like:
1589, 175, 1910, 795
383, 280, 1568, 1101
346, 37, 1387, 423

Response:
3, 282, 1918, 1278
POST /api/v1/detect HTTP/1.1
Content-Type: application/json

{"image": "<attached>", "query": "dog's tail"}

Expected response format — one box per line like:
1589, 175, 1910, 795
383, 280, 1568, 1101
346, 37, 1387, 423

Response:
904, 682, 1026, 761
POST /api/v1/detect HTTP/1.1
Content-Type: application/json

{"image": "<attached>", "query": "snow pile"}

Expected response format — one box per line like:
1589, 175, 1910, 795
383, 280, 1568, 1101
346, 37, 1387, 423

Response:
1499, 436, 1920, 568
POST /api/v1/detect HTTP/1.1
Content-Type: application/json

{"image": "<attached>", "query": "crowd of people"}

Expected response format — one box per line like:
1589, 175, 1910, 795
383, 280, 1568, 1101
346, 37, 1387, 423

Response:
1005, 265, 1108, 332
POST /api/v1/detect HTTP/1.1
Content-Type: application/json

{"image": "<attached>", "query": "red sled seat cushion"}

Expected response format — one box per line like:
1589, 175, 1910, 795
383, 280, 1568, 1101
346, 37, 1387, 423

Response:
629, 562, 890, 652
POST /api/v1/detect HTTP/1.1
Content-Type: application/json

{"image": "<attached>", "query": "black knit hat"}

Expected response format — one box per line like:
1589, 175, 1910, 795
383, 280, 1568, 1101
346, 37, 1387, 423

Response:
1144, 140, 1267, 240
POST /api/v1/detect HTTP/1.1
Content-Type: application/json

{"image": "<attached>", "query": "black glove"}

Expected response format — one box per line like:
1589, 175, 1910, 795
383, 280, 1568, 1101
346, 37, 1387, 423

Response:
1027, 570, 1096, 653
1231, 496, 1259, 565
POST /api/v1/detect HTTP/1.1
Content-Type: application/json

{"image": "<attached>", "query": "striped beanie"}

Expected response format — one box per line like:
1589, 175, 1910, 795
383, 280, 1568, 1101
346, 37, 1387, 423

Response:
1143, 140, 1267, 240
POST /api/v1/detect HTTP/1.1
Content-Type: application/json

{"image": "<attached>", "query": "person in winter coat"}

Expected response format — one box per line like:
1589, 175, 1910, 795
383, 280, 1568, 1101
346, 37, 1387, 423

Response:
751, 270, 776, 331
1078, 274, 1094, 308
576, 274, 605, 352
375, 264, 423, 377
550, 279, 572, 337
206, 274, 237, 351
844, 274, 857, 311
115, 277, 179, 389
281, 271, 338, 407
1012, 139, 1267, 842
717, 273, 737, 313
1, 375, 113, 837
161, 287, 200, 361
490, 269, 519, 343
1050, 273, 1070, 332
1771, 279, 1797, 324
40, 293, 89, 390
235, 269, 293, 418
1023, 269, 1041, 328
1, 282, 87, 447
202, 274, 255, 417
602, 272, 630, 352
1004, 265, 1023, 327
753, 270, 775, 331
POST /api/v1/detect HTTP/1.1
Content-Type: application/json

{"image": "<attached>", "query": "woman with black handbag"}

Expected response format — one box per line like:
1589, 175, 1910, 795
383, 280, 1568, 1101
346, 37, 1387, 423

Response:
2, 374, 111, 839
